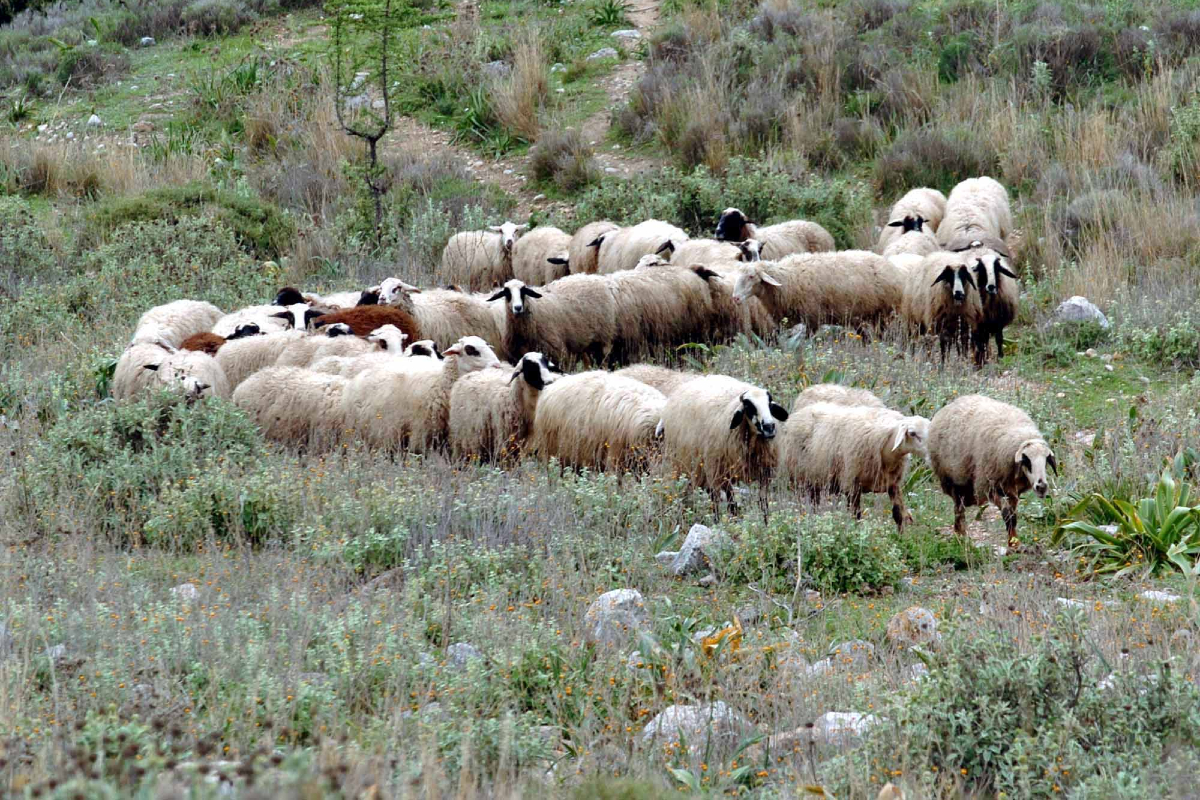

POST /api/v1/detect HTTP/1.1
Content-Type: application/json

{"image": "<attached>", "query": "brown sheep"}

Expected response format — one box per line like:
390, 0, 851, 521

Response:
311, 305, 422, 340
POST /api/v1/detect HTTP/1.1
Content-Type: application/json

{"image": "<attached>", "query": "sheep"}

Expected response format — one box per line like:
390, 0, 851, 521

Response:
309, 304, 421, 340
378, 278, 504, 359
441, 222, 529, 291
212, 304, 293, 337
513, 226, 573, 285
232, 366, 348, 447
308, 325, 409, 378
612, 364, 701, 397
131, 299, 224, 349
605, 257, 716, 357
953, 238, 1019, 365
179, 324, 262, 356
877, 188, 948, 252
792, 383, 886, 410
324, 323, 355, 337
214, 330, 308, 388
595, 219, 689, 274
780, 403, 930, 529
448, 352, 559, 463
488, 276, 617, 367
273, 329, 374, 369
341, 336, 501, 452
880, 215, 940, 258
886, 253, 926, 275
656, 238, 742, 266
700, 260, 776, 339
113, 344, 229, 402
657, 375, 788, 519
404, 339, 443, 359
937, 177, 1012, 247
714, 208, 835, 259
528, 371, 666, 473
568, 221, 620, 274
274, 285, 378, 310
730, 251, 905, 335
927, 394, 1056, 547
900, 251, 983, 364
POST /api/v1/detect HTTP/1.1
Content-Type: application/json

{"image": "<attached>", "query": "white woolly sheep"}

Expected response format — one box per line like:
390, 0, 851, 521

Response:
273, 329, 373, 369
612, 364, 701, 397
887, 253, 926, 275
441, 222, 529, 291
700, 260, 776, 339
113, 343, 229, 402
730, 251, 905, 335
211, 304, 293, 337
528, 370, 666, 473
900, 251, 983, 364
131, 299, 224, 349
273, 285, 377, 310
605, 257, 716, 357
404, 339, 443, 359
488, 276, 617, 367
232, 366, 347, 447
937, 177, 1012, 247
877, 188, 948, 252
792, 383, 886, 410
927, 394, 1056, 547
568, 221, 620, 274
341, 336, 501, 452
309, 325, 409, 377
513, 226, 573, 285
780, 402, 929, 529
378, 278, 504, 359
448, 352, 559, 463
714, 208, 835, 259
213, 330, 308, 388
595, 219, 689, 274
656, 375, 789, 518
880, 215, 940, 258
656, 237, 742, 266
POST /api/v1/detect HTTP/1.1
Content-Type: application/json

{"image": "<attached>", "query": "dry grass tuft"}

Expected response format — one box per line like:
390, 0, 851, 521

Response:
491, 31, 550, 142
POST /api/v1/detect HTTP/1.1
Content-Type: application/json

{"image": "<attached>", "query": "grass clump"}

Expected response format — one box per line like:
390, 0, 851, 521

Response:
529, 128, 599, 193
490, 32, 551, 142
874, 127, 1000, 197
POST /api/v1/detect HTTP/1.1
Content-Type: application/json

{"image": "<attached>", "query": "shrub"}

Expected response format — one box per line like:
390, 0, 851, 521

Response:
529, 129, 599, 193
490, 33, 549, 142
874, 127, 999, 197
54, 45, 129, 87
0, 196, 60, 295
1118, 311, 1200, 368
799, 512, 903, 593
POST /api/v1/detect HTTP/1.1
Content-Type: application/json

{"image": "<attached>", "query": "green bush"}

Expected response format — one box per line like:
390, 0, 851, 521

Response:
0, 196, 59, 292
1118, 311, 1200, 368
800, 512, 903, 593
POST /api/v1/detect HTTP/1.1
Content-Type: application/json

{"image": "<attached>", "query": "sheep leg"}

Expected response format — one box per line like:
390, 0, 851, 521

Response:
846, 489, 863, 520
951, 488, 969, 537
999, 492, 1020, 549
994, 329, 1005, 360
888, 485, 911, 531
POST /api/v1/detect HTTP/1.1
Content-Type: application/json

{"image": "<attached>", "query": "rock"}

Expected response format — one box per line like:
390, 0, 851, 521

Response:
611, 29, 642, 39
668, 523, 730, 577
584, 589, 649, 647
350, 71, 369, 90
805, 658, 833, 677
44, 644, 66, 662
640, 702, 753, 754
587, 47, 619, 61
604, 167, 618, 173
446, 642, 483, 668
550, 63, 566, 73
1053, 296, 1110, 329
65, 132, 74, 140
1139, 590, 1181, 605
37, 124, 47, 133
482, 60, 511, 80
1055, 597, 1088, 610
1084, 348, 1097, 358
171, 583, 199, 601
132, 121, 154, 134
503, 168, 513, 175
86, 114, 102, 127
371, 98, 385, 109
87, 39, 98, 46
532, 193, 546, 201
877, 782, 903, 800
698, 573, 717, 588
345, 93, 370, 110
885, 607, 938, 649
813, 711, 881, 748
901, 662, 929, 684
140, 36, 156, 46
654, 551, 677, 566
1169, 629, 1194, 652
829, 639, 875, 671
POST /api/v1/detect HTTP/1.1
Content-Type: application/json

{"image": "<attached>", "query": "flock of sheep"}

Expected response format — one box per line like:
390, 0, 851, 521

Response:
108, 175, 1055, 545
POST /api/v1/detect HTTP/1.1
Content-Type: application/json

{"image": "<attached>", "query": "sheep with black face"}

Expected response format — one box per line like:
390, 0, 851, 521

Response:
715, 208, 834, 259
449, 352, 559, 463
900, 251, 983, 364
489, 277, 616, 367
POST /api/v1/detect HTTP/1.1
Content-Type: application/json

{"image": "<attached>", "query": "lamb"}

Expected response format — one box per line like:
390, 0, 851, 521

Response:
927, 395, 1056, 547
595, 219, 689, 274
900, 251, 983, 364
232, 367, 348, 447
956, 238, 1019, 365
880, 215, 940, 258
792, 383, 886, 410
378, 278, 504, 359
656, 375, 789, 518
308, 325, 409, 377
605, 257, 715, 357
876, 188, 948, 252
612, 364, 701, 397
730, 252, 905, 334
448, 352, 559, 463
937, 177, 1012, 247
528, 371, 666, 473
112, 343, 229, 401
131, 299, 224, 349
513, 226, 573, 285
780, 403, 930, 529
656, 238, 742, 266
214, 330, 308, 388
488, 276, 617, 367
714, 208, 835, 259
341, 336, 501, 452
441, 221, 528, 291
179, 324, 262, 356
568, 221, 620, 274
309, 304, 421, 340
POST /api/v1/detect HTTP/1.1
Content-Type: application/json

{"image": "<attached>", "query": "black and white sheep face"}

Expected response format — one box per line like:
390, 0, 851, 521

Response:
442, 336, 501, 369
890, 416, 930, 456
931, 265, 976, 304
887, 215, 926, 234
272, 287, 306, 307
368, 324, 407, 352
404, 340, 443, 359
715, 207, 751, 242
325, 323, 354, 337
227, 323, 262, 340
1015, 440, 1056, 498
271, 303, 321, 331
142, 363, 210, 398
736, 239, 763, 262
488, 222, 529, 255
973, 256, 1017, 298
488, 279, 543, 317
510, 352, 560, 390
731, 264, 779, 304
729, 389, 788, 439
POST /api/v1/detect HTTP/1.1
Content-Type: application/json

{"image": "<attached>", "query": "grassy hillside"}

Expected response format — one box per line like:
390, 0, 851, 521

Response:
2, 0, 1200, 797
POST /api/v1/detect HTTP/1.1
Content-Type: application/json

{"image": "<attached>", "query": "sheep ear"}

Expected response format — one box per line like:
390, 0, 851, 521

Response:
507, 368, 521, 385
515, 223, 529, 231
655, 239, 675, 255
997, 263, 1018, 280
915, 215, 925, 229
520, 286, 543, 299
1047, 453, 1058, 475
655, 419, 665, 438
761, 272, 782, 287
487, 288, 509, 302
961, 269, 977, 288
143, 363, 160, 371
487, 225, 502, 232
729, 408, 744, 429
931, 267, 953, 287
443, 343, 464, 357
886, 219, 905, 228
587, 236, 605, 248
692, 265, 719, 282
769, 401, 789, 421
891, 424, 908, 452
547, 256, 568, 265
270, 311, 291, 320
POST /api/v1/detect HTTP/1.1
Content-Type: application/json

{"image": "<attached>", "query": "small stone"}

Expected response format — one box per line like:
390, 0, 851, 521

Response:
37, 124, 47, 132
901, 662, 929, 684
668, 524, 730, 577
503, 168, 513, 175
371, 98, 385, 109
45, 644, 66, 661
140, 36, 157, 46
1139, 590, 1181, 605
86, 114, 102, 127
611, 144, 621, 150
65, 132, 74, 140
611, 29, 642, 39
640, 702, 753, 755
1085, 348, 1097, 358
1053, 296, 1110, 329
885, 607, 939, 649
604, 166, 618, 173
804, 589, 821, 603
584, 589, 649, 647
171, 583, 199, 601
132, 121, 154, 134
446, 642, 483, 668
532, 193, 546, 201
698, 573, 717, 587
87, 39, 98, 46
1055, 597, 1088, 610
1105, 364, 1114, 372
482, 60, 512, 80
550, 63, 566, 73
587, 47, 619, 61
1101, 353, 1113, 362
814, 711, 881, 748
830, 639, 875, 671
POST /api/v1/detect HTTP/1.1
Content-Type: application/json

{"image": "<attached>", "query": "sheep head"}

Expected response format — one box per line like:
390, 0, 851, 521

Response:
442, 336, 501, 371
931, 265, 976, 304
729, 387, 788, 439
890, 415, 930, 456
731, 264, 781, 304
378, 277, 421, 308
736, 239, 762, 262
509, 352, 559, 390
273, 287, 306, 307
488, 279, 542, 317
1015, 439, 1055, 498
488, 221, 529, 256
368, 324, 407, 352
271, 303, 321, 331
973, 256, 1018, 297
886, 215, 926, 234
404, 339, 442, 359
715, 207, 752, 242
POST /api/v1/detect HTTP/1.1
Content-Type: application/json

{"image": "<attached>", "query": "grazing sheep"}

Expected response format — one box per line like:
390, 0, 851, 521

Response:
714, 208, 835, 259
937, 177, 1012, 246
780, 402, 930, 529
730, 251, 905, 334
232, 366, 348, 447
488, 277, 617, 367
441, 222, 529, 291
309, 325, 409, 377
955, 238, 1019, 365
605, 257, 715, 357
657, 375, 788, 518
900, 251, 983, 364
877, 188, 948, 252
792, 383, 886, 410
378, 279, 504, 359
513, 226, 573, 285
310, 304, 421, 340
131, 299, 224, 348
568, 221, 620, 274
449, 352, 559, 463
213, 330, 308, 388
612, 364, 701, 397
341, 336, 501, 452
113, 344, 229, 402
596, 219, 689, 274
528, 371, 666, 473
657, 238, 742, 266
927, 395, 1056, 547
179, 324, 262, 356
880, 215, 940, 258
701, 260, 776, 339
